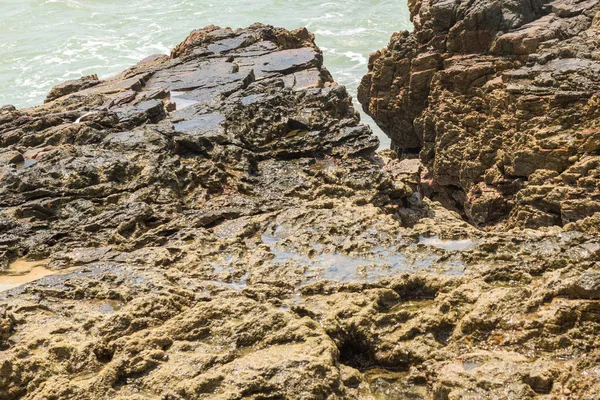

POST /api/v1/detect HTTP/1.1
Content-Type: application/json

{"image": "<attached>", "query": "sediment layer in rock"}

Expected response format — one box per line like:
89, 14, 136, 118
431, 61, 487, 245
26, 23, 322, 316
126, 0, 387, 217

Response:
359, 0, 600, 229
0, 23, 599, 400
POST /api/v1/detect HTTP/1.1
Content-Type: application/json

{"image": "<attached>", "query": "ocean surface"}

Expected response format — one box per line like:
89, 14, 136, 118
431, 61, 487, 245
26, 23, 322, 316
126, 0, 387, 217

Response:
0, 0, 412, 146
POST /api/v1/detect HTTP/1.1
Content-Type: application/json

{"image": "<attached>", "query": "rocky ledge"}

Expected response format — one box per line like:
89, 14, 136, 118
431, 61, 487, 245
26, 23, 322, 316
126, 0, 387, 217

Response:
359, 0, 600, 229
0, 24, 599, 400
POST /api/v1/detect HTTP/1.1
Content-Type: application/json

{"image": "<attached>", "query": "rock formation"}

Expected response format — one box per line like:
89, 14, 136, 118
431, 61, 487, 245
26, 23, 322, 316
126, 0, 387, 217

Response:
0, 23, 599, 399
359, 0, 600, 229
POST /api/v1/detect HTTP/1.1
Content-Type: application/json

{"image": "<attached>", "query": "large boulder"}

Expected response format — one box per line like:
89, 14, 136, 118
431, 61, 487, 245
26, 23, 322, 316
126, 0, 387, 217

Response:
359, 0, 600, 229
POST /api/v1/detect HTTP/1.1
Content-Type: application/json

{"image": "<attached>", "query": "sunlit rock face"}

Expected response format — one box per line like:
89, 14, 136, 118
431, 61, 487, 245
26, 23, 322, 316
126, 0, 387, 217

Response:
359, 0, 600, 229
0, 22, 599, 400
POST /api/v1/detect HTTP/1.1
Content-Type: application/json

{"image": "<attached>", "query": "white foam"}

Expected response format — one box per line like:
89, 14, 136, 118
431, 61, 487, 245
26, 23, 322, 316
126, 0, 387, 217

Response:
343, 51, 367, 65
40, 0, 87, 10
315, 27, 367, 37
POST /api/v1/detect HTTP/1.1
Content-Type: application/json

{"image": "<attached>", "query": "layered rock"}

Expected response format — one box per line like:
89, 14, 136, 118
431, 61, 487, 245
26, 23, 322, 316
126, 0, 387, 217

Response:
0, 23, 599, 400
359, 0, 600, 228
0, 23, 415, 400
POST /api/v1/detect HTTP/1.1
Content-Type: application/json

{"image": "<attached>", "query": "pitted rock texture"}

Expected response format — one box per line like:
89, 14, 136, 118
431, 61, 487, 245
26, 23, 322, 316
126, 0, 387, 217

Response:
0, 24, 381, 269
0, 23, 413, 400
0, 24, 599, 400
359, 0, 600, 229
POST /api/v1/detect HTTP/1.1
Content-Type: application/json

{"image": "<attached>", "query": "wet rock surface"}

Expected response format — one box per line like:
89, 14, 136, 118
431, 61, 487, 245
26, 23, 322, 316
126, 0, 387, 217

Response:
0, 23, 599, 400
359, 0, 600, 229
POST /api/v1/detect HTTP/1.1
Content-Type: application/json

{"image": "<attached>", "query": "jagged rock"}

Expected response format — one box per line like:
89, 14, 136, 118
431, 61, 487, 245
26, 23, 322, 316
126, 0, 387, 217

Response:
359, 0, 600, 229
0, 22, 599, 400
565, 270, 600, 299
44, 74, 101, 103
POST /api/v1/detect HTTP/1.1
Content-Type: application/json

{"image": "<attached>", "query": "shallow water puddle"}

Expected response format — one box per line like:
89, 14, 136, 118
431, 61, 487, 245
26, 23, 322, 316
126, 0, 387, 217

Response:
462, 361, 479, 371
98, 300, 124, 314
170, 90, 200, 109
205, 272, 249, 291
280, 292, 304, 311
362, 368, 428, 399
262, 227, 412, 283
419, 236, 477, 251
313, 249, 409, 283
261, 226, 467, 283
208, 254, 250, 291
15, 158, 37, 169
387, 299, 436, 313
0, 259, 73, 292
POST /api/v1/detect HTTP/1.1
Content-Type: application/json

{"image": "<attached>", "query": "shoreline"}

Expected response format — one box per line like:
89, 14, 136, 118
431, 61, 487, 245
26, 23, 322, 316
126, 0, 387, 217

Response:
0, 4, 599, 397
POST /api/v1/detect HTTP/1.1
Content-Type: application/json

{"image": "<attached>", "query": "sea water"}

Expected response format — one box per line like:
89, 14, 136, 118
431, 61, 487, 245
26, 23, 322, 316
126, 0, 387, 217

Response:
0, 0, 412, 146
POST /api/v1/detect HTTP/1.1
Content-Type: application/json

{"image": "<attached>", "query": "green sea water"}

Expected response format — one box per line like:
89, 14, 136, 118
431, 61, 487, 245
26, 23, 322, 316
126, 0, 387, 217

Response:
0, 0, 412, 145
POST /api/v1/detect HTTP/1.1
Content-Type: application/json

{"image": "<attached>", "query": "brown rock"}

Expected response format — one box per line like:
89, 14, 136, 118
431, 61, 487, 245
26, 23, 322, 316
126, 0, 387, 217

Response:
44, 74, 100, 103
359, 0, 600, 229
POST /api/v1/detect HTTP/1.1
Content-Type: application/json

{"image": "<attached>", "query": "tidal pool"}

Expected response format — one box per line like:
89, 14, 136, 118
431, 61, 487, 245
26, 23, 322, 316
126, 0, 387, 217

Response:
0, 259, 64, 292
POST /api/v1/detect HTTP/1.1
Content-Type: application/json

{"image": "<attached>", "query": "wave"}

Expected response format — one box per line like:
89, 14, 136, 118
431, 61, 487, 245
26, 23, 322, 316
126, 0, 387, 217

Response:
37, 0, 89, 10
314, 27, 367, 37
0, 0, 412, 111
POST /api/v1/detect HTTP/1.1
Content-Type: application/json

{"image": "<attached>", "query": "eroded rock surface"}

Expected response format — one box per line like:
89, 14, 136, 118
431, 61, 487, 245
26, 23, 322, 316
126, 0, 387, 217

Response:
0, 23, 599, 400
359, 0, 600, 229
